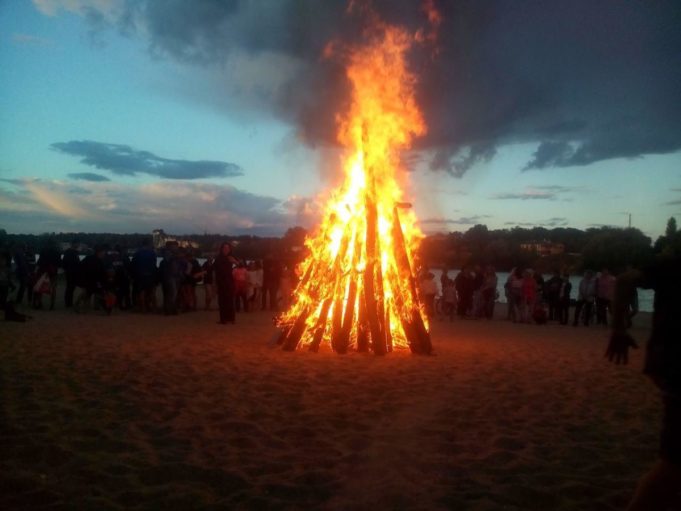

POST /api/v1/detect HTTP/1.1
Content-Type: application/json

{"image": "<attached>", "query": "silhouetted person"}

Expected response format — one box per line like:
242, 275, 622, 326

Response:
521, 269, 538, 323
481, 265, 498, 319
472, 264, 484, 317
25, 246, 37, 304
62, 241, 80, 308
545, 270, 562, 321
606, 254, 681, 510
557, 272, 572, 325
109, 245, 131, 310
455, 267, 474, 318
440, 268, 451, 290
182, 251, 202, 312
233, 262, 249, 313
247, 260, 263, 310
596, 268, 616, 326
506, 267, 524, 322
159, 242, 180, 315
262, 255, 282, 311
34, 240, 60, 310
573, 270, 596, 326
202, 255, 215, 310
215, 242, 238, 324
11, 243, 30, 305
0, 249, 12, 308
74, 246, 105, 312
130, 239, 157, 313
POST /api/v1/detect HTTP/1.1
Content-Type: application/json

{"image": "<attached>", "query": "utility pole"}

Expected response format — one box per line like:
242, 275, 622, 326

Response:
621, 211, 632, 228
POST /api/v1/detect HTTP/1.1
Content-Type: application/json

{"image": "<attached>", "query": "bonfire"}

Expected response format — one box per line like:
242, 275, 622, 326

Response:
276, 8, 436, 355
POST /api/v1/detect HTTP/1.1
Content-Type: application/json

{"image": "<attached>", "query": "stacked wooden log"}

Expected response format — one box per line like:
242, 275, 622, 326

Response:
277, 197, 432, 355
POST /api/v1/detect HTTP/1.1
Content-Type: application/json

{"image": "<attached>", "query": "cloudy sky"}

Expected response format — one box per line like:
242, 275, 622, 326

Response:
1, 0, 680, 238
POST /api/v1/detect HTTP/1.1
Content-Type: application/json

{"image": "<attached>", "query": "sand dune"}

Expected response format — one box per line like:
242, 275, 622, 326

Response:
1, 307, 660, 510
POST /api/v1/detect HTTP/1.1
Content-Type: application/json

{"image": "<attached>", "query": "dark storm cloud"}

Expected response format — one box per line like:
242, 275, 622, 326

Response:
67, 172, 111, 182
491, 184, 582, 201
454, 215, 492, 225
419, 215, 492, 226
420, 217, 459, 225
82, 0, 680, 173
52, 140, 243, 179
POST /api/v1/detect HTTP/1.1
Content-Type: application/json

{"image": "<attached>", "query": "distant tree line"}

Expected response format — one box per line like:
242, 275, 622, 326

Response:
419, 219, 679, 274
1, 218, 678, 275
0, 228, 306, 262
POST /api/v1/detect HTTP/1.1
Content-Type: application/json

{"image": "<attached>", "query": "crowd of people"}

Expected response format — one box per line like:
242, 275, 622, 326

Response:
0, 239, 298, 324
2, 238, 636, 329
419, 264, 630, 327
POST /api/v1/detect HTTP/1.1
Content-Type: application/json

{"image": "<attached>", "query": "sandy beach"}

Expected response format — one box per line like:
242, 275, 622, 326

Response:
1, 305, 661, 510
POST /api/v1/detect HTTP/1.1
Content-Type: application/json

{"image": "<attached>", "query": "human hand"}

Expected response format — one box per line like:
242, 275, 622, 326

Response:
605, 332, 638, 365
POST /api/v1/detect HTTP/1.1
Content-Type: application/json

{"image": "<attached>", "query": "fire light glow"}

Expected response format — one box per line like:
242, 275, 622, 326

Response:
276, 8, 435, 355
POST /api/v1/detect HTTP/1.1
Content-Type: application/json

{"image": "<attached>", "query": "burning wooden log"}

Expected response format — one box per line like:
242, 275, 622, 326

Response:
391, 206, 432, 354
273, 15, 434, 355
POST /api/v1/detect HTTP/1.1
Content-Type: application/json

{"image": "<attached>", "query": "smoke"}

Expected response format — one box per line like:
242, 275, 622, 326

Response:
41, 0, 681, 174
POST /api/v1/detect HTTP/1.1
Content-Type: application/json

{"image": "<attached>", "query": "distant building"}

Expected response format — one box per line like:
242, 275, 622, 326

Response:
152, 229, 199, 250
59, 241, 89, 253
520, 240, 565, 257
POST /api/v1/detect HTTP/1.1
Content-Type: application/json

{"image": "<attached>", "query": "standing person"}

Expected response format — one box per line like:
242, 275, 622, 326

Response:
110, 245, 131, 311
596, 268, 616, 326
25, 246, 37, 305
34, 240, 60, 310
130, 239, 157, 313
442, 278, 457, 321
440, 268, 451, 291
11, 243, 30, 305
73, 246, 105, 312
545, 270, 563, 321
521, 269, 538, 323
214, 242, 238, 324
557, 272, 572, 325
233, 262, 249, 313
0, 249, 13, 308
605, 255, 681, 510
247, 260, 263, 311
202, 254, 215, 310
159, 242, 180, 316
279, 265, 296, 310
481, 265, 498, 319
507, 267, 524, 322
419, 271, 438, 318
573, 270, 596, 326
61, 241, 80, 308
504, 268, 515, 320
472, 264, 485, 317
262, 255, 282, 311
186, 251, 203, 312
454, 266, 474, 318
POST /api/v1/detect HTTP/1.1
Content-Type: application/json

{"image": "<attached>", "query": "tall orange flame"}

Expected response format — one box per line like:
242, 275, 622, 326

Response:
277, 10, 434, 355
